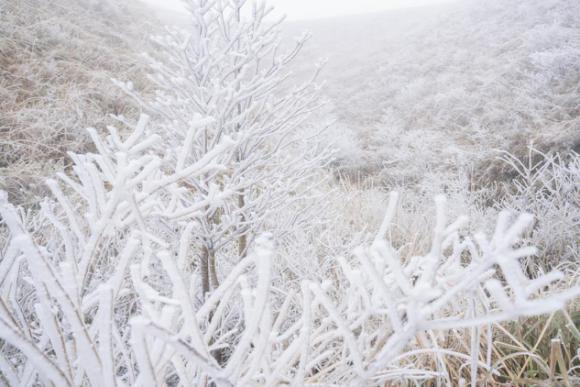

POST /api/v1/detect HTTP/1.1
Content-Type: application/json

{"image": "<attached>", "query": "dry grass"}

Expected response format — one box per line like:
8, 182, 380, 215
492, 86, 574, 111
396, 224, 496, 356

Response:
0, 0, 158, 205
330, 154, 579, 385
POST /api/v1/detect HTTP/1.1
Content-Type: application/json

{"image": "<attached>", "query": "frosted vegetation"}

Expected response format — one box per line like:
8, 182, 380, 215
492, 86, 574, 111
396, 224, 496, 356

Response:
0, 0, 155, 205
0, 0, 579, 385
293, 0, 580, 187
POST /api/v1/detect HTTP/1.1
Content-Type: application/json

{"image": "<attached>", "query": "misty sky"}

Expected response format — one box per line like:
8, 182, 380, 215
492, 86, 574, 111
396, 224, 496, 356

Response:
143, 0, 455, 20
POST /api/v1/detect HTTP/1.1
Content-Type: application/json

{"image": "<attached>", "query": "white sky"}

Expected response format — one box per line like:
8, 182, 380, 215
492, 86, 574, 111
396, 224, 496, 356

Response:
143, 0, 454, 20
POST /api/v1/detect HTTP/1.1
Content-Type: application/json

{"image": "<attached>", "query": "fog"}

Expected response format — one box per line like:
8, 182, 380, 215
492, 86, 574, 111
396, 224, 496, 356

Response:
141, 0, 456, 20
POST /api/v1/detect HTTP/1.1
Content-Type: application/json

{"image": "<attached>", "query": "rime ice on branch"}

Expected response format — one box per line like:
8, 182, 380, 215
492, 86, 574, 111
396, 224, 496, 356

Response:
117, 0, 330, 296
0, 123, 577, 384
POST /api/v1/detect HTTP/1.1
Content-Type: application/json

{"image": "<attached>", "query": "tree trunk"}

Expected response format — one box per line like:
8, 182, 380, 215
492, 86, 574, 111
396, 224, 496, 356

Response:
238, 191, 248, 259
200, 245, 210, 297
208, 246, 219, 290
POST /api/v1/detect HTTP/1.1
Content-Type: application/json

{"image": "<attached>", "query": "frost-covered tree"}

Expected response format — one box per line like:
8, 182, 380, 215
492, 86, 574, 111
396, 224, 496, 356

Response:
120, 0, 328, 296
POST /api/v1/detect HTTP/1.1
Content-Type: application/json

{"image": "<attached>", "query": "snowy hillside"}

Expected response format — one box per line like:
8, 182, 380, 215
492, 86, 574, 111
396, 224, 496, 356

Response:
290, 0, 580, 186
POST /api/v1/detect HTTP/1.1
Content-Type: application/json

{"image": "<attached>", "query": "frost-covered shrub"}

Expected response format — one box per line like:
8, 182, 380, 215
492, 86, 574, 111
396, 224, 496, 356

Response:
0, 123, 577, 385
0, 114, 237, 386
495, 148, 580, 268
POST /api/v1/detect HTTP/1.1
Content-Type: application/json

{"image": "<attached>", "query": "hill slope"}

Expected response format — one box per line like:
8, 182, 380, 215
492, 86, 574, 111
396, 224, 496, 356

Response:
290, 0, 580, 187
0, 0, 158, 204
